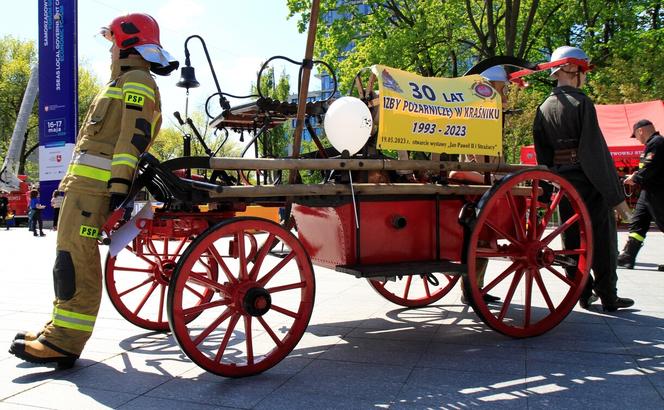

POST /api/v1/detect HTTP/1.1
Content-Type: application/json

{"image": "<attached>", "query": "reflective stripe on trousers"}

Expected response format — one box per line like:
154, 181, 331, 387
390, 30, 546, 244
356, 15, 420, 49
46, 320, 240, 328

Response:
52, 307, 96, 332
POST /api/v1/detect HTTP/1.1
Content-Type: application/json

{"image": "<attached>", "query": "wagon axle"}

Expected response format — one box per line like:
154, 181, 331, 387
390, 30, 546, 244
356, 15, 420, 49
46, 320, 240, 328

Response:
156, 260, 177, 284
518, 241, 556, 268
242, 287, 272, 317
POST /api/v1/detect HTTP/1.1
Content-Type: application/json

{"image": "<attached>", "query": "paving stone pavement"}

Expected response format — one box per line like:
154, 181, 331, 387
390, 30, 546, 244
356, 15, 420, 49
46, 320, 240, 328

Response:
1, 226, 663, 409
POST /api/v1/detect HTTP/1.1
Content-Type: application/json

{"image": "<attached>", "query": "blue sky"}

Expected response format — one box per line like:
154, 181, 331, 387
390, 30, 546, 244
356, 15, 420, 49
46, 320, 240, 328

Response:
4, 0, 311, 132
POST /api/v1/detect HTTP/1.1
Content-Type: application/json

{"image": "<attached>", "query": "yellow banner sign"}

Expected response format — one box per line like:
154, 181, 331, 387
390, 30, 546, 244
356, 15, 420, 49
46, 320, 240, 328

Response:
373, 65, 502, 156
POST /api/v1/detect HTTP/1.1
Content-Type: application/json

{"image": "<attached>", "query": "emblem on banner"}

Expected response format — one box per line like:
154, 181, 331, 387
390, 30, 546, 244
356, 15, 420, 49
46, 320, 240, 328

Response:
381, 69, 403, 93
472, 81, 496, 99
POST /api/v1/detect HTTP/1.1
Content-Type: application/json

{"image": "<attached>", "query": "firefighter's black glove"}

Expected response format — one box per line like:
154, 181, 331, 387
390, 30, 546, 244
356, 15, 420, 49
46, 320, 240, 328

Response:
109, 193, 128, 213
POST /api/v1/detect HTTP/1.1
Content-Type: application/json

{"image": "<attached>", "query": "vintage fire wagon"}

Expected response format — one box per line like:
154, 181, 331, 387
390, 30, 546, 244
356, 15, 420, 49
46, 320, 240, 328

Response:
101, 4, 594, 378
96, 1, 592, 377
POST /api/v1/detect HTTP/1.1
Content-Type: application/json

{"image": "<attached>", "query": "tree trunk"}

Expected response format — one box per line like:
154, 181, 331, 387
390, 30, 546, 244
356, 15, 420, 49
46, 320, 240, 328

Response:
653, 3, 660, 30
450, 50, 458, 77
18, 131, 31, 175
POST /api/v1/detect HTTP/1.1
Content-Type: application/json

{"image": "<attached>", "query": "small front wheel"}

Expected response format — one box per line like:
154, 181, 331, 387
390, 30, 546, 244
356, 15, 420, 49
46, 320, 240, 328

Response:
168, 217, 315, 377
105, 236, 217, 331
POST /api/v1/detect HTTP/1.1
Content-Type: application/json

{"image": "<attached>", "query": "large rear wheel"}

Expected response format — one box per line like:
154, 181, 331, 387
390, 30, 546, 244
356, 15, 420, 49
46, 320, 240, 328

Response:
465, 169, 592, 337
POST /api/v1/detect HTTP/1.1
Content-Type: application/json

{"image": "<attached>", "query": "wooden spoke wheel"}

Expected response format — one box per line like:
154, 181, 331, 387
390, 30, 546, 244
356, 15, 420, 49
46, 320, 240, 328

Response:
167, 217, 315, 377
465, 169, 592, 338
368, 273, 460, 308
105, 236, 218, 331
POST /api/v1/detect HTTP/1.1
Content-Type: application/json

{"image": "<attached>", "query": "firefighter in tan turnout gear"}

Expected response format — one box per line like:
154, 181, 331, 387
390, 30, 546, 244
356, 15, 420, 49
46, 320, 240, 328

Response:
9, 13, 178, 368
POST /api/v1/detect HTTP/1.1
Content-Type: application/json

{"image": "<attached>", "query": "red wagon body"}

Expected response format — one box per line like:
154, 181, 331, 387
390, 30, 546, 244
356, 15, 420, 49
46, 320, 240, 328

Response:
293, 198, 467, 268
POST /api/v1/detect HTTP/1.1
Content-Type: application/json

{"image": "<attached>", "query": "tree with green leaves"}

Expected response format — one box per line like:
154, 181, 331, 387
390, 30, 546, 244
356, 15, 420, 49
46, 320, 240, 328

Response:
78, 67, 102, 126
0, 36, 102, 181
150, 111, 239, 162
249, 65, 292, 183
287, 0, 663, 162
0, 36, 38, 178
251, 66, 292, 159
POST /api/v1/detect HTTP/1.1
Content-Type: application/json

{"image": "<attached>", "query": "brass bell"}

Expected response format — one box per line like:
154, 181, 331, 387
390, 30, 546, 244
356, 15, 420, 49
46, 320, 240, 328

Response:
176, 66, 200, 89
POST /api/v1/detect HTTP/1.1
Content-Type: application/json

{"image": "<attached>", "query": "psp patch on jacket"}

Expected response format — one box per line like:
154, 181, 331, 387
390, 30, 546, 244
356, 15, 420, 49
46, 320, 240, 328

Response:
79, 224, 99, 239
124, 92, 145, 107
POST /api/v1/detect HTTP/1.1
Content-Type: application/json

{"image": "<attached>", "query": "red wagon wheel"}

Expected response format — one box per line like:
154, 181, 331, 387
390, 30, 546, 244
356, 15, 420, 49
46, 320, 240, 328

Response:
368, 273, 460, 307
105, 236, 218, 331
167, 217, 315, 377
465, 169, 592, 338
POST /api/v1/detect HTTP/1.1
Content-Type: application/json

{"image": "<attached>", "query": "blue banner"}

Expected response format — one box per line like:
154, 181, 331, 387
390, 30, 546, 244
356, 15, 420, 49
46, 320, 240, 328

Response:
38, 0, 77, 220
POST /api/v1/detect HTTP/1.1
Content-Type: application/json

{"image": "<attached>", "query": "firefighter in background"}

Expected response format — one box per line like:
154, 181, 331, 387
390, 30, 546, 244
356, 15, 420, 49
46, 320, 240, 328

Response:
619, 120, 664, 271
0, 196, 7, 227
533, 46, 633, 312
449, 65, 509, 185
450, 65, 509, 304
9, 13, 178, 368
397, 66, 510, 184
5, 209, 14, 230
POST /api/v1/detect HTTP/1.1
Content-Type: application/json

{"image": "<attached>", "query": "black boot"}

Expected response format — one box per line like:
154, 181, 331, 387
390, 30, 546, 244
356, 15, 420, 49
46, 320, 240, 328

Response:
601, 296, 635, 312
617, 237, 643, 269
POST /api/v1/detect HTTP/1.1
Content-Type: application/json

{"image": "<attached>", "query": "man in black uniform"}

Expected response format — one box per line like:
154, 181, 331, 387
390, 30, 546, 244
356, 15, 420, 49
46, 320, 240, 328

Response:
620, 119, 664, 271
533, 46, 634, 312
0, 196, 7, 227
617, 190, 651, 269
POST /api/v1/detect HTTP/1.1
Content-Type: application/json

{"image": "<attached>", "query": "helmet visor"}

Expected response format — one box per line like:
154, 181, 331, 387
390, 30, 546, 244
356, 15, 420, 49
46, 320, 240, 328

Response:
134, 44, 177, 67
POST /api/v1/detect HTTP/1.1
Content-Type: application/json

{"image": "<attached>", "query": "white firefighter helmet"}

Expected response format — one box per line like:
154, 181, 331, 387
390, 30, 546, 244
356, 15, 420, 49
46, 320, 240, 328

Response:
550, 46, 590, 75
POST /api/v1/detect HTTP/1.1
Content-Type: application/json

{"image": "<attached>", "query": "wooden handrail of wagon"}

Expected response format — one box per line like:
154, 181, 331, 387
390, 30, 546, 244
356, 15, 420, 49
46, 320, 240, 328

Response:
209, 157, 543, 173
207, 183, 537, 199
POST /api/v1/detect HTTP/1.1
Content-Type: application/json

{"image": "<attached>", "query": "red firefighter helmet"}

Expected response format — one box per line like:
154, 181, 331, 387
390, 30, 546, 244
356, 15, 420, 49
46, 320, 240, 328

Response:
106, 13, 161, 50
102, 13, 179, 74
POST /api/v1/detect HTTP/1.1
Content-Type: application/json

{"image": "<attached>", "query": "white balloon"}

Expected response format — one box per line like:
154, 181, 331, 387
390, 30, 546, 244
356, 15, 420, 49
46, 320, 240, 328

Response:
323, 96, 373, 155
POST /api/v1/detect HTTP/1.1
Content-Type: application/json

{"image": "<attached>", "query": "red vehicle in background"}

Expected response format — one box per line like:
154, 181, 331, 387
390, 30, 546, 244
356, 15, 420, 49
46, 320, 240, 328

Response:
0, 66, 38, 227
0, 175, 30, 226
